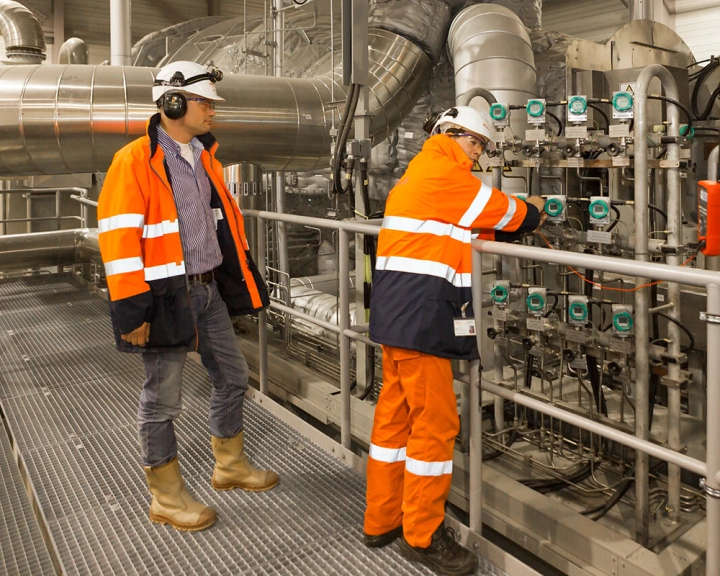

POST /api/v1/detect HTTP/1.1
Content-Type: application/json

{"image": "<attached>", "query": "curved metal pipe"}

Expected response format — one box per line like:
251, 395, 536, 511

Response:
0, 29, 432, 176
0, 0, 45, 63
58, 37, 88, 64
633, 63, 681, 546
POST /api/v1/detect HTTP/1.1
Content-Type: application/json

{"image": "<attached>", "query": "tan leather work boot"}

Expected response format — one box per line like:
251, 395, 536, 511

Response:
144, 457, 216, 531
211, 431, 279, 492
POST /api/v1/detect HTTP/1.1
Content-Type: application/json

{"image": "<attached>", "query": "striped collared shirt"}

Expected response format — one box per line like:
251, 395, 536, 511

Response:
157, 126, 223, 275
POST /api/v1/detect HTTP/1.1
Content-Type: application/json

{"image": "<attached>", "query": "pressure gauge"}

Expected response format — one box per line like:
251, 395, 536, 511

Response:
612, 91, 634, 119
612, 305, 634, 337
489, 103, 509, 124
527, 99, 546, 123
568, 296, 588, 325
491, 281, 510, 306
544, 196, 566, 222
527, 288, 547, 316
589, 197, 610, 225
568, 95, 587, 122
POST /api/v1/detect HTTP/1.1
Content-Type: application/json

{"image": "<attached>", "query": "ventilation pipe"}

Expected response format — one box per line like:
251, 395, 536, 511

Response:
448, 3, 536, 194
629, 0, 654, 21
58, 37, 88, 65
110, 0, 131, 65
0, 29, 432, 176
0, 0, 46, 63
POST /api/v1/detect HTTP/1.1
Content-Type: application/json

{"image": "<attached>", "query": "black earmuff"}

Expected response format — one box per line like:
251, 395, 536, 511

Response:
163, 92, 187, 120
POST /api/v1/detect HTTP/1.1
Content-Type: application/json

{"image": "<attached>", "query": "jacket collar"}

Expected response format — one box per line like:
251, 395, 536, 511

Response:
147, 113, 219, 159
422, 134, 473, 170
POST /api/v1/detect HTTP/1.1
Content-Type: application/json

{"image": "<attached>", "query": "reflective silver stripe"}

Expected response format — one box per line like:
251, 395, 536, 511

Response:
98, 213, 144, 233
144, 261, 186, 281
369, 443, 407, 463
494, 197, 517, 230
104, 256, 143, 277
143, 219, 180, 239
382, 216, 471, 243
405, 457, 453, 476
375, 256, 471, 288
458, 182, 493, 228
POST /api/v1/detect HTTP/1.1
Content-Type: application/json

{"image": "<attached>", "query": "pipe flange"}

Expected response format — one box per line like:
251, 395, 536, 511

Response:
700, 477, 720, 499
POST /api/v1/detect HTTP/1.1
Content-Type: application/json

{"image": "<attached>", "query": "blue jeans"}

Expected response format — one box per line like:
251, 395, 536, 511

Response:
138, 281, 249, 467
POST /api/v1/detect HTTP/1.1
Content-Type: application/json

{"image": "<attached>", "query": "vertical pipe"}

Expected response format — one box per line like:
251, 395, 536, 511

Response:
55, 190, 62, 231
53, 0, 64, 64
469, 249, 484, 533
664, 96, 682, 523
629, 0, 653, 21
633, 64, 681, 545
25, 193, 31, 233
339, 228, 351, 448
110, 0, 131, 66
258, 216, 269, 396
492, 166, 505, 440
705, 283, 720, 576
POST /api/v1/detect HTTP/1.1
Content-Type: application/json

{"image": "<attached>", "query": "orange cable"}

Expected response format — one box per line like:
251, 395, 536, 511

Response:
536, 231, 696, 293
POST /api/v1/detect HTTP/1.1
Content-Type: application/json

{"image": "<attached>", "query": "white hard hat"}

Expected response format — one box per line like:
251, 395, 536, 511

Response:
432, 106, 496, 151
152, 61, 225, 103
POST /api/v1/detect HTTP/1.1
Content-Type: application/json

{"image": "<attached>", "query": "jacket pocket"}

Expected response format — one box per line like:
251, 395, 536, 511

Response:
419, 298, 479, 359
146, 287, 196, 349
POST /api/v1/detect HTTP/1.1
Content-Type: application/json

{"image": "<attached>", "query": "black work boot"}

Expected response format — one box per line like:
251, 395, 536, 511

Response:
363, 526, 403, 548
398, 522, 479, 576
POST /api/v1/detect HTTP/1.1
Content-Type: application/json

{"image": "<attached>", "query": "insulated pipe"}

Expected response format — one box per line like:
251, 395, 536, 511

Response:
633, 64, 681, 545
58, 37, 88, 64
0, 30, 432, 176
110, 0, 131, 66
0, 0, 45, 63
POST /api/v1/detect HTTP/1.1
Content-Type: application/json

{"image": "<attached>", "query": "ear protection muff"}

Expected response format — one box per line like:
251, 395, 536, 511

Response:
162, 92, 187, 120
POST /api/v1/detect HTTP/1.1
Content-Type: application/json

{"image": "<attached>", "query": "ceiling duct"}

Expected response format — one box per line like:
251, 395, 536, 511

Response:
629, 0, 654, 21
0, 0, 45, 63
0, 28, 432, 176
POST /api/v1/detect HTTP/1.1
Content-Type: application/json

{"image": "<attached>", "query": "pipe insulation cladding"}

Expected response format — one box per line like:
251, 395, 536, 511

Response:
0, 29, 432, 176
0, 0, 45, 63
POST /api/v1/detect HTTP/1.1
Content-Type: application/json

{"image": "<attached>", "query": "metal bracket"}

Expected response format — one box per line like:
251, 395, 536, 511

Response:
700, 478, 720, 499
700, 311, 720, 324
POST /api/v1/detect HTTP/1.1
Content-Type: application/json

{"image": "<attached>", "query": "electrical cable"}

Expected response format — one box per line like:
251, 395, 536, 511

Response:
332, 84, 360, 196
648, 204, 667, 224
546, 110, 564, 137
606, 205, 622, 232
691, 56, 719, 119
647, 94, 693, 132
656, 312, 696, 354
587, 103, 609, 132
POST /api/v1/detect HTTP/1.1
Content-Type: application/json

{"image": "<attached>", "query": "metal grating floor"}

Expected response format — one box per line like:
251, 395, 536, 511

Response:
0, 276, 508, 576
0, 417, 56, 575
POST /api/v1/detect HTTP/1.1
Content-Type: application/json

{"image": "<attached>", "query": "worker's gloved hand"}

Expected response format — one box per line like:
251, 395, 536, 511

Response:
525, 196, 547, 227
122, 322, 151, 347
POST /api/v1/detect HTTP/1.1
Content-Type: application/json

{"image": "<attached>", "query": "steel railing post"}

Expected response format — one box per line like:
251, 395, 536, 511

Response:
339, 228, 351, 448
469, 249, 484, 533
705, 283, 720, 576
258, 216, 269, 396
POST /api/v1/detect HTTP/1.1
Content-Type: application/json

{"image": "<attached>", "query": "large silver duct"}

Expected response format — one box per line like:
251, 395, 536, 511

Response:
0, 0, 45, 63
0, 29, 432, 176
58, 37, 89, 65
448, 3, 536, 113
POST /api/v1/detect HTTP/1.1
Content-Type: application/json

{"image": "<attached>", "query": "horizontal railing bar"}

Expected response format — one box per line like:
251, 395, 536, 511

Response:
483, 381, 708, 477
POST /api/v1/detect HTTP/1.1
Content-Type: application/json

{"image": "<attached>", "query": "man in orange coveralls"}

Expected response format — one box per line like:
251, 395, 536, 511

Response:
364, 106, 545, 575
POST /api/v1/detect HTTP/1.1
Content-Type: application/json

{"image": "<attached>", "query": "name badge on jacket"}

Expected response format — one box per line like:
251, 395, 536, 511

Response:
453, 302, 476, 336
212, 208, 224, 230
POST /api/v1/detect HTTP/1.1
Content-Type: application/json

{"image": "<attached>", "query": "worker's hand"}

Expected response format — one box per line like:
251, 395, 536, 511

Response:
525, 196, 547, 227
121, 322, 151, 347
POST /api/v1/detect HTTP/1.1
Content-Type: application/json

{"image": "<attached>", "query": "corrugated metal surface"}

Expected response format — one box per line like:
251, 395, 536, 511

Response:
675, 1, 720, 63
541, 0, 627, 42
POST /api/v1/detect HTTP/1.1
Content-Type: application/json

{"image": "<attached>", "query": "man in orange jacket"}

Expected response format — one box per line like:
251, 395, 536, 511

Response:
98, 61, 277, 532
365, 106, 545, 575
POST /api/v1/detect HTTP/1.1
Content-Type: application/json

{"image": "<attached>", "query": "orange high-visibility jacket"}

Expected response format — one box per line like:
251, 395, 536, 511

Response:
369, 134, 539, 359
98, 114, 269, 353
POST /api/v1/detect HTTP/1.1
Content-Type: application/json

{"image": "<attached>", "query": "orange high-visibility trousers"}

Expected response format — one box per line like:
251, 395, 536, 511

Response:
364, 345, 459, 548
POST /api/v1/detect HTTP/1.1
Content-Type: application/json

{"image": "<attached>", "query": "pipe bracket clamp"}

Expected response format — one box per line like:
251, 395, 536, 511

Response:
700, 311, 720, 324
700, 478, 720, 499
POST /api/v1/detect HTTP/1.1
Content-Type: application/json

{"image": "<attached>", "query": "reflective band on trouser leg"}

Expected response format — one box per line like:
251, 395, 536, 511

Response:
364, 346, 411, 536
399, 349, 458, 548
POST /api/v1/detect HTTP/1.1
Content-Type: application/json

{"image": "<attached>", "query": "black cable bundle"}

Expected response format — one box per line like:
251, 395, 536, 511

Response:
331, 84, 360, 196
691, 56, 720, 121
